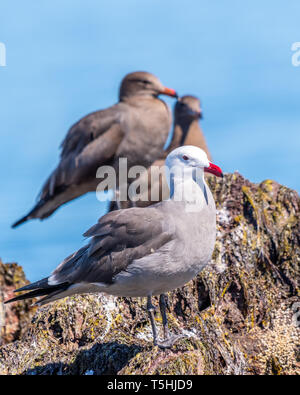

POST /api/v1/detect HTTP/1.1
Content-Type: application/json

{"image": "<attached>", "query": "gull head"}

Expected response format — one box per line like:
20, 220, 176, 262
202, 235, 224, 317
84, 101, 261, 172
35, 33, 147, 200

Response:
175, 95, 203, 120
165, 145, 223, 178
119, 71, 178, 100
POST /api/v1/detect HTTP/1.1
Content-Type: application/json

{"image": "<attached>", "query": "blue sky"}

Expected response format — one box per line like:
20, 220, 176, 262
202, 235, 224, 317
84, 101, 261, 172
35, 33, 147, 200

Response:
1, 1, 300, 280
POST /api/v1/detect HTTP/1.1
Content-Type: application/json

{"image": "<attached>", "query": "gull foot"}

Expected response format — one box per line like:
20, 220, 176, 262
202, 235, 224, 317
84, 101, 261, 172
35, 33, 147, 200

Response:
155, 334, 184, 349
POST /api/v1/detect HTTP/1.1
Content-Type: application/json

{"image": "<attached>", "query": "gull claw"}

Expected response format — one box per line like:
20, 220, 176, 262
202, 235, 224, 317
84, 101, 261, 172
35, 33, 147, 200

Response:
154, 334, 184, 349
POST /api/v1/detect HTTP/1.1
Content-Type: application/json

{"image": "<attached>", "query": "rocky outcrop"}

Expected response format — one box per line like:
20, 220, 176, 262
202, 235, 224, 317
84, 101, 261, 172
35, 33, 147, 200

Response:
0, 261, 34, 345
0, 173, 299, 375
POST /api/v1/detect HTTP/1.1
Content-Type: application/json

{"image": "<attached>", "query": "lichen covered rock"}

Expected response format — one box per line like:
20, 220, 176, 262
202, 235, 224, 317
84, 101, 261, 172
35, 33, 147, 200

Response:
0, 173, 299, 375
0, 260, 35, 345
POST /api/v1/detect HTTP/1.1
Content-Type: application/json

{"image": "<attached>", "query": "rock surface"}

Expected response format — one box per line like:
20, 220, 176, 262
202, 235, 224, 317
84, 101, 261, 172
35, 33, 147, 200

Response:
0, 172, 299, 375
0, 260, 35, 345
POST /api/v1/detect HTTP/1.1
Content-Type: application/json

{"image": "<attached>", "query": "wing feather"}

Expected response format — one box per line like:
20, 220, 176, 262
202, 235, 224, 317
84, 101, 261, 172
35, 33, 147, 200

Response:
39, 107, 124, 201
49, 206, 173, 286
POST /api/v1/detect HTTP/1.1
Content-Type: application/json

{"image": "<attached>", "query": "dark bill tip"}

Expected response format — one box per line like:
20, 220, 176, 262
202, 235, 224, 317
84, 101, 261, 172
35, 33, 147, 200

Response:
204, 162, 223, 178
161, 87, 178, 98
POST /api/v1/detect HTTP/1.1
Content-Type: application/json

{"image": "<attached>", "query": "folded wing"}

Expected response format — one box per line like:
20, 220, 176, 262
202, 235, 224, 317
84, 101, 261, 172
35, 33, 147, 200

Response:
12, 106, 124, 227
7, 205, 174, 304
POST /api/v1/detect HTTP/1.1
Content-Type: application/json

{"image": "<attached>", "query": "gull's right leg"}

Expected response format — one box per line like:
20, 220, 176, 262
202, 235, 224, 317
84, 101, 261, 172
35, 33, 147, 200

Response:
146, 295, 158, 345
159, 293, 170, 340
146, 294, 183, 349
157, 293, 183, 348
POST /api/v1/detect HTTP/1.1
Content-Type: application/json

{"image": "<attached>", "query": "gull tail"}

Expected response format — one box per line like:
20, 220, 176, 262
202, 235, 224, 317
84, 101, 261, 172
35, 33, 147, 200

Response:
4, 277, 69, 306
12, 213, 31, 228
12, 183, 83, 228
11, 200, 46, 228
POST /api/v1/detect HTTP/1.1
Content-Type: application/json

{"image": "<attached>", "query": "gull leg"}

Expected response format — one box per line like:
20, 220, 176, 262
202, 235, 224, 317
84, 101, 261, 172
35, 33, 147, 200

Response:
147, 295, 158, 345
156, 293, 183, 349
146, 294, 183, 349
159, 293, 170, 340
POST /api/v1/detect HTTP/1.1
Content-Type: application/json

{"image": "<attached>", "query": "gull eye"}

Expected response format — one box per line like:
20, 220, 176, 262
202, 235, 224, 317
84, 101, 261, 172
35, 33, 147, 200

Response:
182, 155, 189, 161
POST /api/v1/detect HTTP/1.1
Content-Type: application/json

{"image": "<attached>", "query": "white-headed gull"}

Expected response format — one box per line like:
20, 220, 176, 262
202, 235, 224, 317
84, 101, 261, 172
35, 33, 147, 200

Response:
7, 145, 223, 348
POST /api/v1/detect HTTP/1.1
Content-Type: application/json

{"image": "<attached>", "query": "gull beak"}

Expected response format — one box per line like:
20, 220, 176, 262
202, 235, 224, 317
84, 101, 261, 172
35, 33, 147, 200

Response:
204, 162, 223, 178
191, 110, 203, 119
161, 87, 178, 98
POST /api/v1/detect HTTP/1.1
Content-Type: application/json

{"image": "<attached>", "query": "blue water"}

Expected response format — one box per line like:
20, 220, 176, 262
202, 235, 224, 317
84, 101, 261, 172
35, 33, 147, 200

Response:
1, 1, 300, 281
